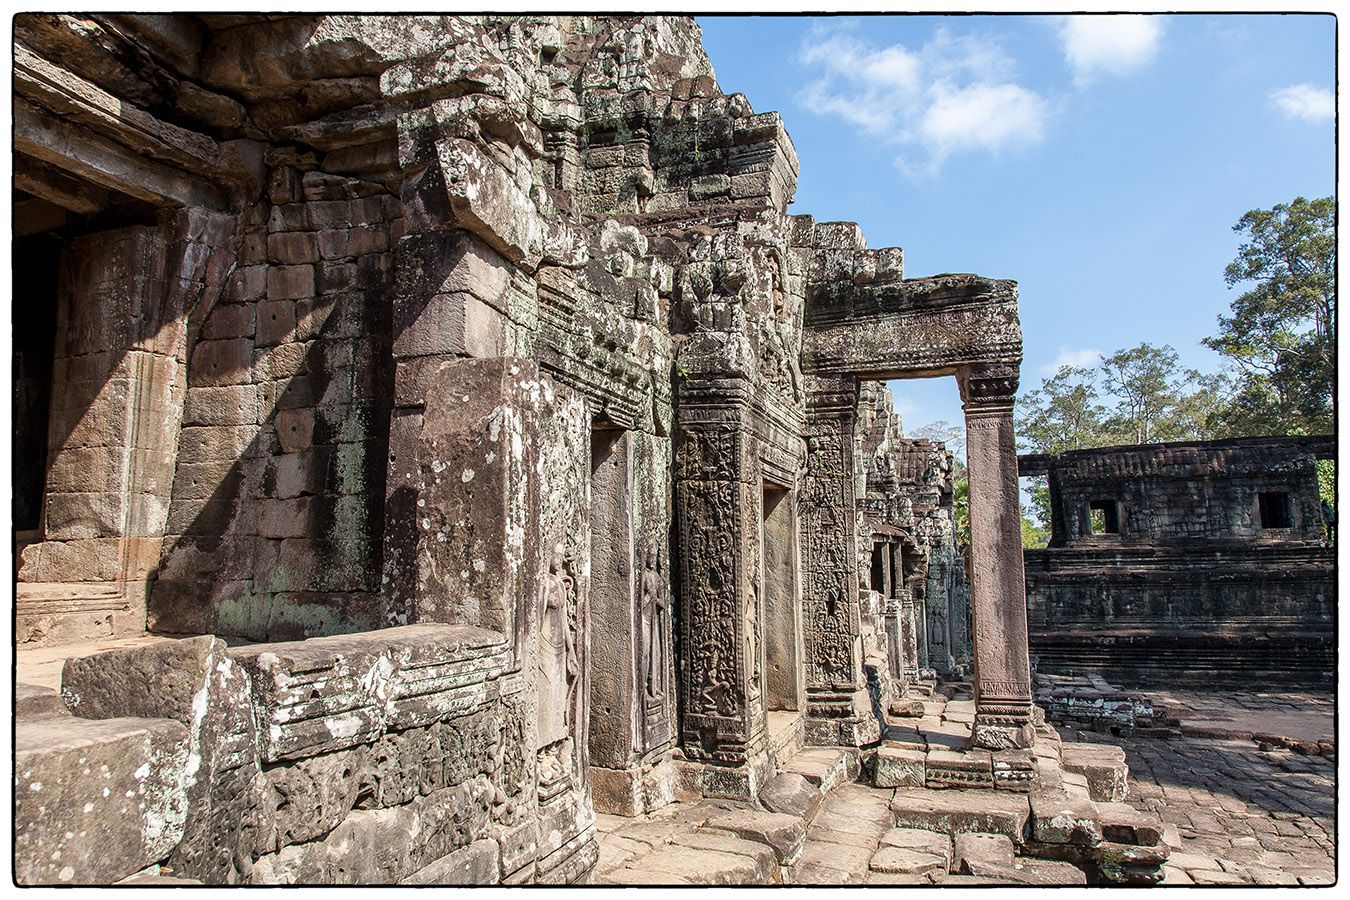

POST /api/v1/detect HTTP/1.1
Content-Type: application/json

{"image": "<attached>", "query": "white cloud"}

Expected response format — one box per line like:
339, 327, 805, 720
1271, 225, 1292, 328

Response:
1270, 84, 1334, 122
1040, 347, 1102, 375
1058, 15, 1163, 86
798, 25, 1049, 177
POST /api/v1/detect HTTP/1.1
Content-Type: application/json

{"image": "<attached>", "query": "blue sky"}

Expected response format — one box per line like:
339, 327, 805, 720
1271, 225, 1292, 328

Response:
697, 14, 1335, 446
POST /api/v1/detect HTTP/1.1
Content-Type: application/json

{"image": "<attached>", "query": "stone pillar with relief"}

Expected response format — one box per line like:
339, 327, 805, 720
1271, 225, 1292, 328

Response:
959, 363, 1034, 750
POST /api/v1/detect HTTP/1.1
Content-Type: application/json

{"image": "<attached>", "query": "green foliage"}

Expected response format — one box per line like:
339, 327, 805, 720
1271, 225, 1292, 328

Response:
1098, 343, 1207, 445
1016, 365, 1108, 454
952, 471, 970, 559
1203, 196, 1335, 434
1020, 509, 1048, 549
1024, 477, 1052, 531
1317, 459, 1336, 509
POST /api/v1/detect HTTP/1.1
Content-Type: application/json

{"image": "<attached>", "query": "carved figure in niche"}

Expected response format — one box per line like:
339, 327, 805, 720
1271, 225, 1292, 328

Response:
698, 645, 735, 717
537, 543, 579, 748
640, 546, 669, 702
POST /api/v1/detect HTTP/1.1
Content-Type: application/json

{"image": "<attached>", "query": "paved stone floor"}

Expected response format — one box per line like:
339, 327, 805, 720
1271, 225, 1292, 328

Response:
1076, 716, 1336, 886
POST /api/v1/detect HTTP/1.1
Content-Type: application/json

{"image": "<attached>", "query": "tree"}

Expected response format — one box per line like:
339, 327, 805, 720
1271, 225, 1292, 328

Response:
1098, 343, 1203, 445
1020, 508, 1048, 549
1203, 196, 1335, 434
1016, 364, 1109, 455
912, 420, 965, 461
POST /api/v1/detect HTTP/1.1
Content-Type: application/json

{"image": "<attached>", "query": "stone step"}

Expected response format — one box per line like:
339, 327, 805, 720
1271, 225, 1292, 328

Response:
1059, 743, 1129, 802
778, 747, 857, 797
15, 713, 190, 885
765, 710, 805, 770
891, 787, 1031, 842
15, 682, 69, 718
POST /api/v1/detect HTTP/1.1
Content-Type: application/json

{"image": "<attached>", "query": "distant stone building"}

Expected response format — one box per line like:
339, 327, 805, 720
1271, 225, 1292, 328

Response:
16, 13, 1164, 887
1021, 435, 1335, 686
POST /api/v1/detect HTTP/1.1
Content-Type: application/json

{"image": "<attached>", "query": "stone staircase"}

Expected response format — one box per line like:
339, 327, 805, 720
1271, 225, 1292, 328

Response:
869, 680, 1170, 885
594, 740, 859, 884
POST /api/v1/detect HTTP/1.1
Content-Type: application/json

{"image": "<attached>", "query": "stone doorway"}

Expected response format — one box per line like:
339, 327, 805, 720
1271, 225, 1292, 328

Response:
12, 170, 190, 646
12, 229, 61, 554
761, 480, 803, 713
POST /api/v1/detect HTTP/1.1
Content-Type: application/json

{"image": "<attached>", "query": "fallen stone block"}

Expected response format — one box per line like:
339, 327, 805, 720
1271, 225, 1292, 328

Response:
954, 832, 1015, 876
645, 837, 775, 885
888, 698, 926, 718
758, 772, 822, 822
1030, 791, 1103, 845
891, 788, 1030, 842
1023, 838, 1169, 885
1097, 801, 1164, 845
869, 845, 948, 877
866, 870, 937, 884
879, 826, 952, 865
15, 682, 68, 718
61, 634, 264, 882
1059, 743, 1129, 802
1008, 857, 1088, 885
873, 745, 925, 788
705, 808, 806, 865
780, 747, 857, 794
15, 715, 190, 885
992, 749, 1038, 792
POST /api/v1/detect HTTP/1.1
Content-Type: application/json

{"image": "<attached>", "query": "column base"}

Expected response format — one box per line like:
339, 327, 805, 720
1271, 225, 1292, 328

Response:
671, 750, 774, 802
589, 757, 680, 817
971, 715, 1035, 750
805, 687, 881, 747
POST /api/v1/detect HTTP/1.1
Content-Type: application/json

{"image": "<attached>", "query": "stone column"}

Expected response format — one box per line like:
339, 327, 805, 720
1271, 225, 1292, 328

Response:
959, 364, 1034, 749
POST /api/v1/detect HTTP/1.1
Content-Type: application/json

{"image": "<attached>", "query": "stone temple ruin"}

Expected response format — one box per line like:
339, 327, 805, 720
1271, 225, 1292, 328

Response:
14, 15, 1168, 885
1022, 435, 1335, 687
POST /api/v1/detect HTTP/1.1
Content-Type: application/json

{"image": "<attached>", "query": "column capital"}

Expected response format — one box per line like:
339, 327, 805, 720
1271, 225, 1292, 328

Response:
958, 363, 1019, 408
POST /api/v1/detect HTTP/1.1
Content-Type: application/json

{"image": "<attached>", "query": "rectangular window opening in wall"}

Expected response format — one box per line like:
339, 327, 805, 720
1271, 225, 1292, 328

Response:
1259, 491, 1292, 529
1089, 500, 1119, 535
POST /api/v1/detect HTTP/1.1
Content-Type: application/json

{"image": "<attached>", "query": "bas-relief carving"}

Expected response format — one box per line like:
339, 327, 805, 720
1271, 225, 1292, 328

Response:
537, 543, 580, 750
639, 545, 669, 706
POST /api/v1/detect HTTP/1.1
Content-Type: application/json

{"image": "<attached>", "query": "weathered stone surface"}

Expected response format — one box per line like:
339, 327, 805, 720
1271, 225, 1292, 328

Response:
1097, 800, 1164, 846
1023, 436, 1333, 685
15, 715, 190, 885
953, 832, 1015, 876
1030, 790, 1103, 846
757, 771, 822, 821
873, 744, 926, 788
705, 808, 806, 864
869, 845, 948, 876
16, 681, 68, 718
926, 747, 994, 789
891, 787, 1030, 841
249, 777, 495, 884
400, 838, 501, 885
60, 636, 264, 882
230, 624, 507, 762
1060, 743, 1130, 802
